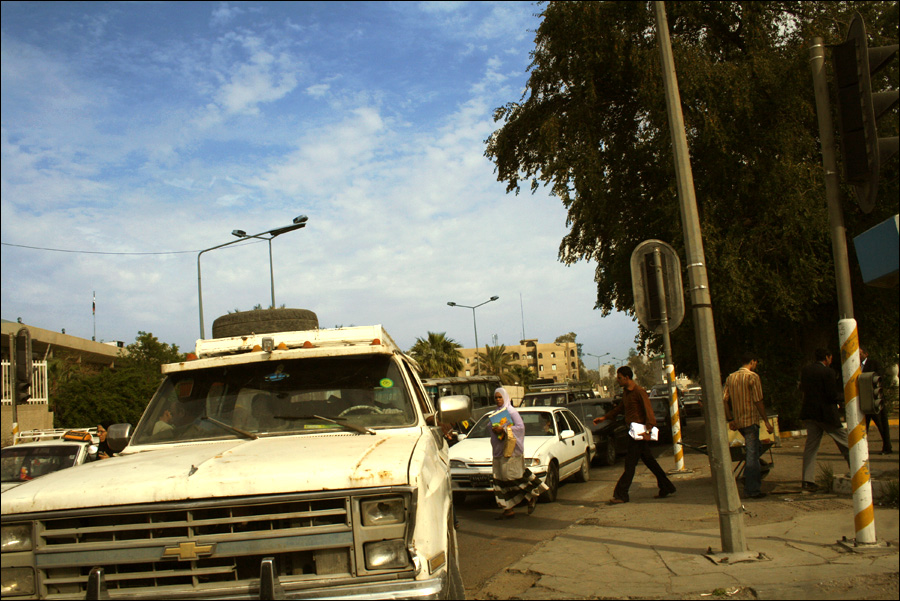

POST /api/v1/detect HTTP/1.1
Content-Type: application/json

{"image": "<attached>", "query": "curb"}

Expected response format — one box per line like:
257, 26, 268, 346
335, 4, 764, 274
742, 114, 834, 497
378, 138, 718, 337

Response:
778, 417, 897, 439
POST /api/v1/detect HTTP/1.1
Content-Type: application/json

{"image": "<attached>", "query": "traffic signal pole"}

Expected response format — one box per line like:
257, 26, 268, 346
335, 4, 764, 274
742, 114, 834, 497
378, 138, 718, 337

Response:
809, 37, 877, 546
653, 2, 747, 555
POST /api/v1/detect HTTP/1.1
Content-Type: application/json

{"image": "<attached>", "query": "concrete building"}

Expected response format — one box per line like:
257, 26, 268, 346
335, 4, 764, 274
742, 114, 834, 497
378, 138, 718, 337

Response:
1, 320, 123, 446
456, 339, 582, 384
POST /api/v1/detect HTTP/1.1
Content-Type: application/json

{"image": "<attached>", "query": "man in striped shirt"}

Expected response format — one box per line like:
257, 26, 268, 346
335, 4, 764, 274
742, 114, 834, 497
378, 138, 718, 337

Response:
723, 353, 774, 499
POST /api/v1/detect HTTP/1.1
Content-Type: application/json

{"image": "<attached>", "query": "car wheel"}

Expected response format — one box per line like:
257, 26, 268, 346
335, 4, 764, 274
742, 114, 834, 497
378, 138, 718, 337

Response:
574, 452, 590, 482
597, 438, 617, 466
540, 462, 559, 503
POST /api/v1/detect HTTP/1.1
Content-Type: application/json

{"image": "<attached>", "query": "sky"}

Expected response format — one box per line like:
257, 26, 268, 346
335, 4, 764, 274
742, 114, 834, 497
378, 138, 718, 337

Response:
1, 1, 640, 366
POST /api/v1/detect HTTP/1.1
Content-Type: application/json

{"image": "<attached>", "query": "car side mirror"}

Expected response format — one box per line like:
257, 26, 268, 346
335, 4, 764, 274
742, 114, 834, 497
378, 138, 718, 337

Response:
457, 433, 467, 441
439, 395, 472, 426
107, 423, 133, 453
560, 429, 575, 440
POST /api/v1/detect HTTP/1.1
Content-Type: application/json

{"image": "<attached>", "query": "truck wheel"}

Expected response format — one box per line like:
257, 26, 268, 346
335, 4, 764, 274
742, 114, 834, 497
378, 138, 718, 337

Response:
540, 462, 559, 503
211, 308, 318, 338
446, 517, 465, 599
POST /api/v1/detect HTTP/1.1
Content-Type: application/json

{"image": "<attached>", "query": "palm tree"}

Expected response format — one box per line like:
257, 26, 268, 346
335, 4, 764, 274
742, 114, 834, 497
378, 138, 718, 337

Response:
508, 364, 537, 389
408, 332, 463, 378
476, 345, 515, 384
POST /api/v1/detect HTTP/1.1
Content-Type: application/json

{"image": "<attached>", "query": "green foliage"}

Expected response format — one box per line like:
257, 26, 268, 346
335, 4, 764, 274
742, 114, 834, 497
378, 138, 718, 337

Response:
408, 332, 464, 378
486, 1, 899, 430
476, 345, 517, 384
509, 364, 538, 388
53, 332, 184, 428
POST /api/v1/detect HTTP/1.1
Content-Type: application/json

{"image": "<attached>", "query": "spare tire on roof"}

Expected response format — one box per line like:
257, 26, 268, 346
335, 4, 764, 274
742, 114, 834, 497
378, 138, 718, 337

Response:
212, 308, 319, 339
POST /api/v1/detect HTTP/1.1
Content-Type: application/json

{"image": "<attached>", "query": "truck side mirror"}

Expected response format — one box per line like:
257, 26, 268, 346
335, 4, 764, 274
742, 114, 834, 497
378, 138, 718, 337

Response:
439, 395, 472, 426
107, 423, 133, 453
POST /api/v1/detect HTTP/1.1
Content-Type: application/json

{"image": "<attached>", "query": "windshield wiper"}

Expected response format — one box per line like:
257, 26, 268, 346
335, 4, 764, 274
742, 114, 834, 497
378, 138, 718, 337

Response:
201, 417, 258, 440
277, 414, 376, 436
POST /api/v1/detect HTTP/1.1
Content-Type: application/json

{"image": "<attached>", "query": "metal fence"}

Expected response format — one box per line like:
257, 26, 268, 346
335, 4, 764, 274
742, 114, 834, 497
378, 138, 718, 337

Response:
1, 360, 49, 405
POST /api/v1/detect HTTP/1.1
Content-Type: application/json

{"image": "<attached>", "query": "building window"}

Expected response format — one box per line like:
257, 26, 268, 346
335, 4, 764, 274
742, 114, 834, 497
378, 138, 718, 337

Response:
570, 350, 575, 357
465, 370, 471, 376
466, 358, 470, 364
539, 365, 544, 372
538, 353, 543, 359
551, 352, 556, 358
552, 364, 557, 371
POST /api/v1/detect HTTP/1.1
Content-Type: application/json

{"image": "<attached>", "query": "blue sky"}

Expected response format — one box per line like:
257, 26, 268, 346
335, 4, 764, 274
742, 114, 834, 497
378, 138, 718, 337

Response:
1, 1, 639, 366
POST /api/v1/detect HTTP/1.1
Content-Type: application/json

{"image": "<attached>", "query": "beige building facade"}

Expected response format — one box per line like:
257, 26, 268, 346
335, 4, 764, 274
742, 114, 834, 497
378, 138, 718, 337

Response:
456, 339, 581, 384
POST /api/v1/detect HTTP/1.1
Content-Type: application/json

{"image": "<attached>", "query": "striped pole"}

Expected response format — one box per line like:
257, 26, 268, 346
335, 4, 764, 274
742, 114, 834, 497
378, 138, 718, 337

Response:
666, 363, 685, 471
839, 318, 876, 544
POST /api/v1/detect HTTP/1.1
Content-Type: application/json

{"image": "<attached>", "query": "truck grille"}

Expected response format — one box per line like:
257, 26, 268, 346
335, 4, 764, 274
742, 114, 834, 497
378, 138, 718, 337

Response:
34, 495, 367, 597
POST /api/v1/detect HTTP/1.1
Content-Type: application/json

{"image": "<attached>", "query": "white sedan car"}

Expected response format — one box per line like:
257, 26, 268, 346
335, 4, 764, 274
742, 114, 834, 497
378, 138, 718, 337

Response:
449, 406, 594, 503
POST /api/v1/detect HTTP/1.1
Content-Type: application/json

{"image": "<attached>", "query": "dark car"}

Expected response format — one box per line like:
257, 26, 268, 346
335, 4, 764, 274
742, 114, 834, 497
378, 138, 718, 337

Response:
565, 398, 629, 466
649, 395, 687, 443
680, 393, 703, 418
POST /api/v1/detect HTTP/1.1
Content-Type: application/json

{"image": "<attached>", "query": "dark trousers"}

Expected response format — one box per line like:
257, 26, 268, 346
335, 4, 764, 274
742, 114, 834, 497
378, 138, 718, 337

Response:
613, 436, 675, 502
865, 407, 893, 453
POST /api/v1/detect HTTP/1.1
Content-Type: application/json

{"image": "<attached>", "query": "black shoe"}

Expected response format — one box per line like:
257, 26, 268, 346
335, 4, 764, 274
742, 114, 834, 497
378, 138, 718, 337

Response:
746, 492, 767, 499
801, 481, 819, 493
880, 450, 893, 455
655, 488, 676, 499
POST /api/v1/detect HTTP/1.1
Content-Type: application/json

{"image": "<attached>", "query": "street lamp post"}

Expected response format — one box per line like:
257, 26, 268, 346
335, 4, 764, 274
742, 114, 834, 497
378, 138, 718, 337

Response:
198, 215, 308, 339
447, 296, 499, 375
586, 352, 610, 393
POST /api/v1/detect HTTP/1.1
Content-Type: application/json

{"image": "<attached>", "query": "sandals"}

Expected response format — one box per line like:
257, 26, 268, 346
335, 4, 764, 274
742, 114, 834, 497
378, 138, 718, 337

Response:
495, 510, 515, 520
527, 498, 537, 515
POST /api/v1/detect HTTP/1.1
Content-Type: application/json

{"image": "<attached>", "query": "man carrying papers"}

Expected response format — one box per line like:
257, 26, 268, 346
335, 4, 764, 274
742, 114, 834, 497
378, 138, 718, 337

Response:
594, 366, 676, 504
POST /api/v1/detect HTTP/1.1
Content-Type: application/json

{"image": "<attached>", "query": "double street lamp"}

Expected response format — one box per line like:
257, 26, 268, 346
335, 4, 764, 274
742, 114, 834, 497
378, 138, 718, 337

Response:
585, 351, 610, 373
447, 296, 499, 375
197, 215, 308, 339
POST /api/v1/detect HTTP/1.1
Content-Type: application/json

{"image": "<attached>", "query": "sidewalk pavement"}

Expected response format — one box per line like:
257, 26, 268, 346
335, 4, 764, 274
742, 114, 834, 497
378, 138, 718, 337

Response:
477, 437, 899, 600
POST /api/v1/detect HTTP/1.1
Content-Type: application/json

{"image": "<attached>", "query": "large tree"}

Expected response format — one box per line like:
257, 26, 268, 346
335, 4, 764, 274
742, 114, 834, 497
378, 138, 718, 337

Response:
486, 1, 898, 426
477, 345, 517, 384
53, 332, 183, 428
408, 332, 464, 378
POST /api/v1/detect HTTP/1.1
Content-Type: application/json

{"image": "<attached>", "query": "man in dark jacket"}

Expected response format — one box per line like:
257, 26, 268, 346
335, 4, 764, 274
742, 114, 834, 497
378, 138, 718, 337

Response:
861, 346, 892, 455
800, 349, 850, 492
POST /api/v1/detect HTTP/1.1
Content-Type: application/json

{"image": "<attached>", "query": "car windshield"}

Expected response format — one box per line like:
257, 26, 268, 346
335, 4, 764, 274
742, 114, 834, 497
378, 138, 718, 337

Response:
132, 355, 417, 445
464, 411, 555, 438
1, 445, 80, 482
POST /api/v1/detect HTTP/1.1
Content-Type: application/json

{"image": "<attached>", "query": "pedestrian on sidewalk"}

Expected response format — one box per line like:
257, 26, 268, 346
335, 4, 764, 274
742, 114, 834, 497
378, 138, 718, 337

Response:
861, 346, 892, 455
723, 352, 774, 499
594, 366, 676, 504
799, 349, 851, 492
489, 387, 549, 519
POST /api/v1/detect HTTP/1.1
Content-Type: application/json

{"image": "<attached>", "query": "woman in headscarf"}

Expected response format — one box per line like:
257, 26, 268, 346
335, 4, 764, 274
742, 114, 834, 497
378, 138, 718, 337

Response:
489, 387, 549, 519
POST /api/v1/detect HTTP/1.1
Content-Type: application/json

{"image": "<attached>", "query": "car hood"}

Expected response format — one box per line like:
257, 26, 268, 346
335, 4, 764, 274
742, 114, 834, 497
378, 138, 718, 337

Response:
450, 435, 553, 463
2, 432, 421, 515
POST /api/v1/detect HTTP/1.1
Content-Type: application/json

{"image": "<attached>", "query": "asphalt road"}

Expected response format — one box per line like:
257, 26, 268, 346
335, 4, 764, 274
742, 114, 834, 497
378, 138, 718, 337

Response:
454, 417, 705, 597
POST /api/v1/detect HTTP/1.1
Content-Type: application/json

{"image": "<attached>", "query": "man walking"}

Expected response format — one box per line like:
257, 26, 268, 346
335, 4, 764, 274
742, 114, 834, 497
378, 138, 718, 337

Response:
594, 366, 676, 504
800, 349, 851, 492
861, 346, 892, 455
723, 353, 774, 499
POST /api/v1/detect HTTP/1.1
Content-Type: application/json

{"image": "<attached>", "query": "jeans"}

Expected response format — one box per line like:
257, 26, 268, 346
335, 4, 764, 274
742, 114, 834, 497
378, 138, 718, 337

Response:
801, 420, 850, 484
740, 424, 762, 496
613, 436, 675, 502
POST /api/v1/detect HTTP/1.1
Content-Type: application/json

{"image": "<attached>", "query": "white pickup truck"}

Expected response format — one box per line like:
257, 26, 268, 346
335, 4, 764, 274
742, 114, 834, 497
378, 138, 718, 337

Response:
1, 315, 468, 600
1, 430, 99, 493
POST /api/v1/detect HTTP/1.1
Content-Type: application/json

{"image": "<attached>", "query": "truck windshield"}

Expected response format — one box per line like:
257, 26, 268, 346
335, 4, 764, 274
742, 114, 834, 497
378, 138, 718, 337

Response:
132, 355, 417, 445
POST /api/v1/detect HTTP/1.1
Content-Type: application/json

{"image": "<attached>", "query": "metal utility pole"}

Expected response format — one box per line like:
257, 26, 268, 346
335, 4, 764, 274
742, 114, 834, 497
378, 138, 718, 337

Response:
809, 36, 876, 545
653, 1, 747, 555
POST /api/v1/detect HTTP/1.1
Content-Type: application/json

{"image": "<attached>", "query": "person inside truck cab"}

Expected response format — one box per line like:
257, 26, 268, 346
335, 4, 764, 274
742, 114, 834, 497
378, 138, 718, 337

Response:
96, 423, 115, 459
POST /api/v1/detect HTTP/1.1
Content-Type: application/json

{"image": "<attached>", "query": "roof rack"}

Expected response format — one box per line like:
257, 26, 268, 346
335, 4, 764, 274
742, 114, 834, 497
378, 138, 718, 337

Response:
528, 381, 595, 392
14, 428, 98, 445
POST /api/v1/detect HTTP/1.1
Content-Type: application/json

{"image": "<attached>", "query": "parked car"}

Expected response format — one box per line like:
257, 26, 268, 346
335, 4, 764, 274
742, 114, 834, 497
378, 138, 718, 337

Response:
1, 430, 98, 493
680, 393, 703, 418
566, 398, 629, 466
449, 406, 594, 503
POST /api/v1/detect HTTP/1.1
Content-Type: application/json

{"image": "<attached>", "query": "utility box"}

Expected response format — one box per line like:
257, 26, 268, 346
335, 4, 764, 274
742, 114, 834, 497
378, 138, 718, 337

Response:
854, 214, 899, 288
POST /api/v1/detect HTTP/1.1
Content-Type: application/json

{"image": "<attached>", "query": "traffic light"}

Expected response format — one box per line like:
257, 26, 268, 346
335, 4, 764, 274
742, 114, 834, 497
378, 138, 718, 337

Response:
15, 327, 33, 405
831, 12, 899, 213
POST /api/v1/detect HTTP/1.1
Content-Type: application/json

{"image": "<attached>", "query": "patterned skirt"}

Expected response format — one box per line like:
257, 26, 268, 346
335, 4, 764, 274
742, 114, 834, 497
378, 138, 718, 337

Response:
492, 455, 550, 510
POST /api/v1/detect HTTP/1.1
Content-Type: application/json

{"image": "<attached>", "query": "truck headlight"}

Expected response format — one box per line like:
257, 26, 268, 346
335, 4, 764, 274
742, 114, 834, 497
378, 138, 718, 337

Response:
449, 459, 466, 469
1, 567, 35, 596
364, 539, 409, 570
361, 498, 405, 526
0, 524, 32, 552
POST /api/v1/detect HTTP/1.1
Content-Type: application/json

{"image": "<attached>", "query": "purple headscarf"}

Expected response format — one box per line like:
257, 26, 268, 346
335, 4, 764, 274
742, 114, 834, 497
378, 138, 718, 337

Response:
489, 387, 525, 457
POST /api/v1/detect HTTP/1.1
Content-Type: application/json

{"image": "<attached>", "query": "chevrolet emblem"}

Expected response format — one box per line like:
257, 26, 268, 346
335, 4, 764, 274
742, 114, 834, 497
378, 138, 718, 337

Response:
162, 541, 216, 561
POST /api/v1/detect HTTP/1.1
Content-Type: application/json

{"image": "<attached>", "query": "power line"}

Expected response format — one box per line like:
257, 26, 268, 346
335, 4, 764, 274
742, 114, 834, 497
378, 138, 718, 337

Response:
1, 240, 263, 256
